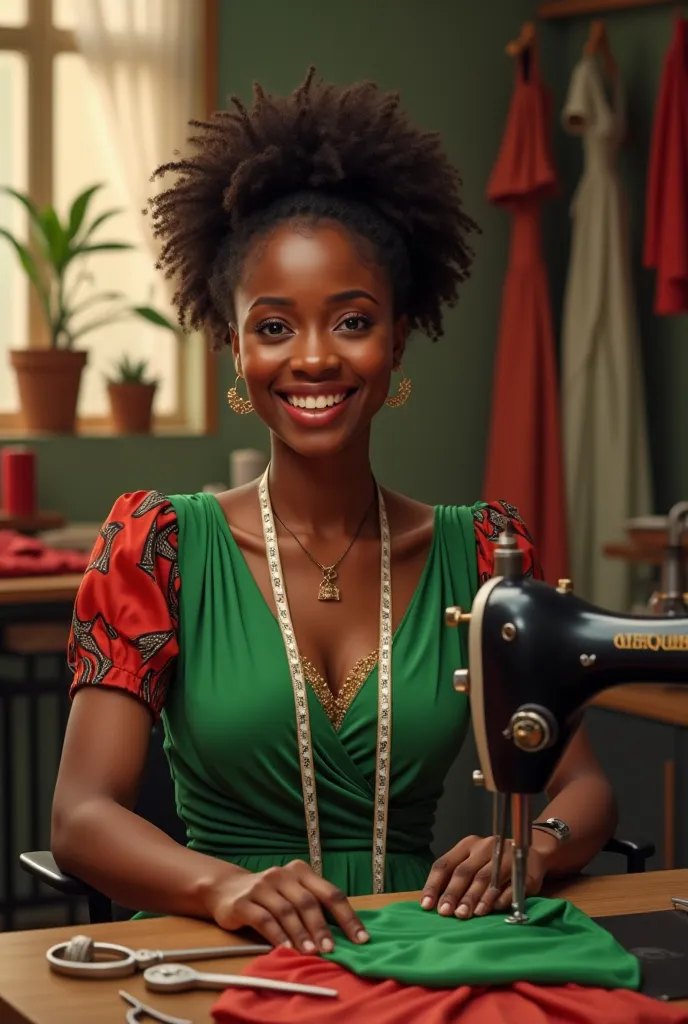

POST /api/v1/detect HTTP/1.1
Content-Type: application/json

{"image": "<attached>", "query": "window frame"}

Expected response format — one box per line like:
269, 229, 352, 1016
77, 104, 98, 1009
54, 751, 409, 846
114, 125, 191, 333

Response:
0, 0, 219, 435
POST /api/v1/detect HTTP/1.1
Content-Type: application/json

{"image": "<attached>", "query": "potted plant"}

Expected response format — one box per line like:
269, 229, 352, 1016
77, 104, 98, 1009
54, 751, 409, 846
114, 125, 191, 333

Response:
106, 355, 159, 435
0, 183, 178, 434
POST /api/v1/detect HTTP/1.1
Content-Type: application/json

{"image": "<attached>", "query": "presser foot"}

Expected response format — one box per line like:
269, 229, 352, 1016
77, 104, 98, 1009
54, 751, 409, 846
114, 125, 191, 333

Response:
505, 907, 530, 925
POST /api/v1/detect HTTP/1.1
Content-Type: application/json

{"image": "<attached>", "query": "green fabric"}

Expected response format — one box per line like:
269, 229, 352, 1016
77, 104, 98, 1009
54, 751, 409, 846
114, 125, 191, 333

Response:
148, 494, 479, 900
323, 898, 642, 990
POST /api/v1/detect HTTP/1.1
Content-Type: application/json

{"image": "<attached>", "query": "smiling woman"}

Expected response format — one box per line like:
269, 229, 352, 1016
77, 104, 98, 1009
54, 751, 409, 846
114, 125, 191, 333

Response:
51, 68, 617, 956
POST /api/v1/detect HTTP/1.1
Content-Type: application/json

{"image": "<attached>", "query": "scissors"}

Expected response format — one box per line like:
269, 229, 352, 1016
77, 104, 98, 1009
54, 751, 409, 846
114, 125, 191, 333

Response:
119, 990, 192, 1024
47, 933, 271, 979
143, 963, 338, 998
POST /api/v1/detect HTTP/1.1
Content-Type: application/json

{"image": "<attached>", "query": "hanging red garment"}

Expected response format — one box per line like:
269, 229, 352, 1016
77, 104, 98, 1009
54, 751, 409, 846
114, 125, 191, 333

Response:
644, 16, 688, 315
482, 49, 569, 584
211, 946, 688, 1024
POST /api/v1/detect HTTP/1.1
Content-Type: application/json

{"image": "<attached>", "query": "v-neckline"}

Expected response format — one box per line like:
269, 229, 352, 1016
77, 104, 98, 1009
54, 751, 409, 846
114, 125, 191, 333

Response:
207, 494, 439, 728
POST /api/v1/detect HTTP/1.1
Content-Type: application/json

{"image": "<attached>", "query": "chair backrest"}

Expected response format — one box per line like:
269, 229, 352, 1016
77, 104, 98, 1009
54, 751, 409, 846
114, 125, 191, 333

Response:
112, 721, 186, 920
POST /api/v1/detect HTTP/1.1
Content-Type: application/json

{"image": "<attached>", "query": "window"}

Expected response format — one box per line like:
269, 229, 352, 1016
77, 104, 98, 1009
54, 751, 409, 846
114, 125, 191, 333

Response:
0, 0, 218, 433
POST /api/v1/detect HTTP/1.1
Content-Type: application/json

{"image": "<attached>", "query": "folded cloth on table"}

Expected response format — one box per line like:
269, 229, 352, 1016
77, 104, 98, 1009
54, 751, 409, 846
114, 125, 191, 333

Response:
0, 530, 89, 577
211, 946, 687, 1024
322, 898, 641, 989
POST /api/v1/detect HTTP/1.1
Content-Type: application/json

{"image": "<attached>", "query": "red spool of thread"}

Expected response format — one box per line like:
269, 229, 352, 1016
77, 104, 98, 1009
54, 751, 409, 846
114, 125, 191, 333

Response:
1, 446, 37, 518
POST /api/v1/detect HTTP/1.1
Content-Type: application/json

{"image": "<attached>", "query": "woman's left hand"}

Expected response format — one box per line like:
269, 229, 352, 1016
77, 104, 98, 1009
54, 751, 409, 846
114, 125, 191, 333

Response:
420, 834, 554, 920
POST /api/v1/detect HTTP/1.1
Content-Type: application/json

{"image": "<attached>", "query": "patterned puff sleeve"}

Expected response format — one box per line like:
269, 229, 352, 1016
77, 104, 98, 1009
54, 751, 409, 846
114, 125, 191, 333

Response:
68, 490, 180, 720
473, 500, 544, 586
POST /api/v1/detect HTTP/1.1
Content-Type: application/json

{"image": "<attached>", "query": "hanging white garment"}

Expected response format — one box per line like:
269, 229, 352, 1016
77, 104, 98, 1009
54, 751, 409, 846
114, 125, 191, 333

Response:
561, 56, 652, 612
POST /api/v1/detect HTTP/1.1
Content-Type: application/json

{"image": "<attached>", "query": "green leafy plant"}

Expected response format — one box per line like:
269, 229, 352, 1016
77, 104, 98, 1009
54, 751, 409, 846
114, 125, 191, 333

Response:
0, 182, 179, 349
106, 354, 158, 386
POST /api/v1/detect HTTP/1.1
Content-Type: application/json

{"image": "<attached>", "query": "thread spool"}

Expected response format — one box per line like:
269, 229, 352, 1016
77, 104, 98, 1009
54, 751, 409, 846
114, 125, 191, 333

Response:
1, 446, 36, 517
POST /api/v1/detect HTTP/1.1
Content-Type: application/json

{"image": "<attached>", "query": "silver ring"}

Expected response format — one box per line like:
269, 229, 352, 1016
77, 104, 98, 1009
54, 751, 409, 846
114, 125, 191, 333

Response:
47, 940, 137, 979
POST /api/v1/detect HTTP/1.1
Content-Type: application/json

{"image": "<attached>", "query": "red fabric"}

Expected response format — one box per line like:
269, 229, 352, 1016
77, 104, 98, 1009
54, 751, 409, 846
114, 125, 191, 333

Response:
473, 500, 544, 586
67, 490, 180, 719
1, 446, 36, 516
644, 17, 688, 315
482, 57, 568, 585
211, 946, 688, 1023
0, 530, 88, 578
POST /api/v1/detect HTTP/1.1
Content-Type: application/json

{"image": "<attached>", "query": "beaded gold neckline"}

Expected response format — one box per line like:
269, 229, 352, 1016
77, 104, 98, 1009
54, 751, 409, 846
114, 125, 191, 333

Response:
301, 650, 379, 731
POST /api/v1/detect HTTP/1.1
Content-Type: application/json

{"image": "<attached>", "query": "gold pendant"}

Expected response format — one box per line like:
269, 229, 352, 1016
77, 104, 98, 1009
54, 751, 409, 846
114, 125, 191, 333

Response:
318, 566, 340, 602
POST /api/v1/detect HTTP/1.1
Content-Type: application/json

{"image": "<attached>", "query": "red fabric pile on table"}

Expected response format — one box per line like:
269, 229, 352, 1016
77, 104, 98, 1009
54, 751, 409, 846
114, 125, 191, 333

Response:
0, 530, 89, 577
211, 946, 688, 1024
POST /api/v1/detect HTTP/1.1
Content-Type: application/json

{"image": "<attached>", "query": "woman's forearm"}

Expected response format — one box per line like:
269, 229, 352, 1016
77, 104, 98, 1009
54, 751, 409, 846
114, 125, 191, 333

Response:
51, 797, 246, 920
533, 771, 618, 878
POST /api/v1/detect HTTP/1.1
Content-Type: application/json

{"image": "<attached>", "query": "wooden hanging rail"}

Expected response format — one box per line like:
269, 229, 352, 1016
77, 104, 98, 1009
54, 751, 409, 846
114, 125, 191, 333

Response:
539, 0, 671, 18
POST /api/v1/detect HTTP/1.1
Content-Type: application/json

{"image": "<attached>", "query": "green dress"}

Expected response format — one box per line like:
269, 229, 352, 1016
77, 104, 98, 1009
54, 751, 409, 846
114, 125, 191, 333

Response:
69, 489, 540, 898
162, 494, 475, 896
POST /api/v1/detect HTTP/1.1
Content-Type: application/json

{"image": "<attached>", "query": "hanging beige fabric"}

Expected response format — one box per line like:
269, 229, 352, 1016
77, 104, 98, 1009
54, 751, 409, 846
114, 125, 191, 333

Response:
560, 54, 653, 612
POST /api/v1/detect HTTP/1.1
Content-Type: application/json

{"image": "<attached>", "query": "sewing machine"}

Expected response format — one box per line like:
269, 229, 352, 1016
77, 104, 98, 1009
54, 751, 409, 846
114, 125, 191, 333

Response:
446, 501, 688, 924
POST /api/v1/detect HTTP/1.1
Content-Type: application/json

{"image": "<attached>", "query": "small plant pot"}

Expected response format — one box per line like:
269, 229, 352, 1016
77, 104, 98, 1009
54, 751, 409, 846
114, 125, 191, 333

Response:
10, 349, 88, 434
107, 382, 157, 435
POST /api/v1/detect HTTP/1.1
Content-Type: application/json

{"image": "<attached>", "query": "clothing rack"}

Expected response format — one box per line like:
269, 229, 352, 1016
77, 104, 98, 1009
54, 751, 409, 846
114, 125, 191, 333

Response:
538, 0, 671, 18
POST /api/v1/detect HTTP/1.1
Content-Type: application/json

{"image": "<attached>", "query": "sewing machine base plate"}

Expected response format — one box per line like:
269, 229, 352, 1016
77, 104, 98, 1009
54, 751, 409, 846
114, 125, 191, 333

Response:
594, 911, 688, 1001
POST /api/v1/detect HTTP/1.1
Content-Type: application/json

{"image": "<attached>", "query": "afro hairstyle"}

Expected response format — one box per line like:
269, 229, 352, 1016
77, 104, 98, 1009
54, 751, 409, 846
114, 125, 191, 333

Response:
147, 67, 480, 349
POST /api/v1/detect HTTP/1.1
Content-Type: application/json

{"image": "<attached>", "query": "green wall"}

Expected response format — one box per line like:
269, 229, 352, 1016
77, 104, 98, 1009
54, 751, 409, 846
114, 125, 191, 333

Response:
215, 1, 688, 516
216, 0, 562, 511
3, 2, 685, 523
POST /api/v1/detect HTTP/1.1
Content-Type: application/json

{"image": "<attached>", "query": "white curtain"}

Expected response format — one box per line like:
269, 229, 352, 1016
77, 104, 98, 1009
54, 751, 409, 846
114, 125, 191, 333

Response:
72, 0, 202, 307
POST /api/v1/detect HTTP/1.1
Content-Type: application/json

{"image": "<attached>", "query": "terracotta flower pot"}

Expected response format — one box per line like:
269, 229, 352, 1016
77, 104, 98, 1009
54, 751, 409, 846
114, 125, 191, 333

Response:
10, 349, 88, 434
107, 382, 157, 434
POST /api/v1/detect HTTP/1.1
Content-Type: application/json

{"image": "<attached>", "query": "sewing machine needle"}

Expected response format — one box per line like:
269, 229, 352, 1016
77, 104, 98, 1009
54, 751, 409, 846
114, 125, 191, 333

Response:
490, 792, 508, 892
506, 792, 531, 924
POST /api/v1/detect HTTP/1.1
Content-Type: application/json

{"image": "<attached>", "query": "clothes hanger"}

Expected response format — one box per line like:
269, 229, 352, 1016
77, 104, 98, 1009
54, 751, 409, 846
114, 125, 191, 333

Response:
505, 21, 536, 57
505, 22, 537, 80
584, 19, 618, 80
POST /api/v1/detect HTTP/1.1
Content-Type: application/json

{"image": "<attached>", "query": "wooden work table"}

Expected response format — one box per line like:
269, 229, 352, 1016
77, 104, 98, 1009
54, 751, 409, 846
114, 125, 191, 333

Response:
0, 574, 81, 607
592, 684, 688, 728
0, 870, 687, 1023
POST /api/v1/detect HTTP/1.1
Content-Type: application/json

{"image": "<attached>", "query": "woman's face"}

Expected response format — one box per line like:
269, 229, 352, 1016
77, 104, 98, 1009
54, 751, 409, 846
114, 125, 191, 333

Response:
230, 220, 407, 459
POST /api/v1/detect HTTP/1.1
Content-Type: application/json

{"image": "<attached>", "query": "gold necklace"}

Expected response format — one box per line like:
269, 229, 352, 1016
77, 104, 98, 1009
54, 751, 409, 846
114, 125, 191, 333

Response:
259, 466, 393, 892
272, 492, 375, 602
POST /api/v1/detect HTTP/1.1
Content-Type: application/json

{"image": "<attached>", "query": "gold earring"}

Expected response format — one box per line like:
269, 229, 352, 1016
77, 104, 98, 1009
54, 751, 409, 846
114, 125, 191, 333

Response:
385, 365, 412, 408
227, 373, 253, 415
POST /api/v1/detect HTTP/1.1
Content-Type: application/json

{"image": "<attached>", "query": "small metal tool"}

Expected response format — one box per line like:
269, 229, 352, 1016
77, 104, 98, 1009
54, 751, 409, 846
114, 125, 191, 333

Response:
119, 989, 191, 1024
143, 963, 339, 998
671, 897, 688, 913
47, 934, 271, 979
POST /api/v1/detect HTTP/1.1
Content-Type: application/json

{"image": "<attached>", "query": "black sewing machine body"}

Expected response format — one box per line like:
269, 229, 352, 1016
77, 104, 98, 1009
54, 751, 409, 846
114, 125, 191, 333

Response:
465, 575, 688, 796
446, 502, 688, 923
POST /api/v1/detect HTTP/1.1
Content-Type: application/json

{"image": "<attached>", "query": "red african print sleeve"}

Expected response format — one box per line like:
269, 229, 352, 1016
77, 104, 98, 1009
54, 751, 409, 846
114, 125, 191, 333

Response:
67, 490, 180, 720
473, 500, 544, 587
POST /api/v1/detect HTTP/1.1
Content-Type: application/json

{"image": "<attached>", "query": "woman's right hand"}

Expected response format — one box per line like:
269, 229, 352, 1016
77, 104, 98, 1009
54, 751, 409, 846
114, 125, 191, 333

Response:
209, 859, 370, 954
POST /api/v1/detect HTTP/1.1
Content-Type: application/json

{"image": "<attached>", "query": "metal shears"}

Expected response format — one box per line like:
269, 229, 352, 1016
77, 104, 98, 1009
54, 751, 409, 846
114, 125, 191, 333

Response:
46, 933, 271, 979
